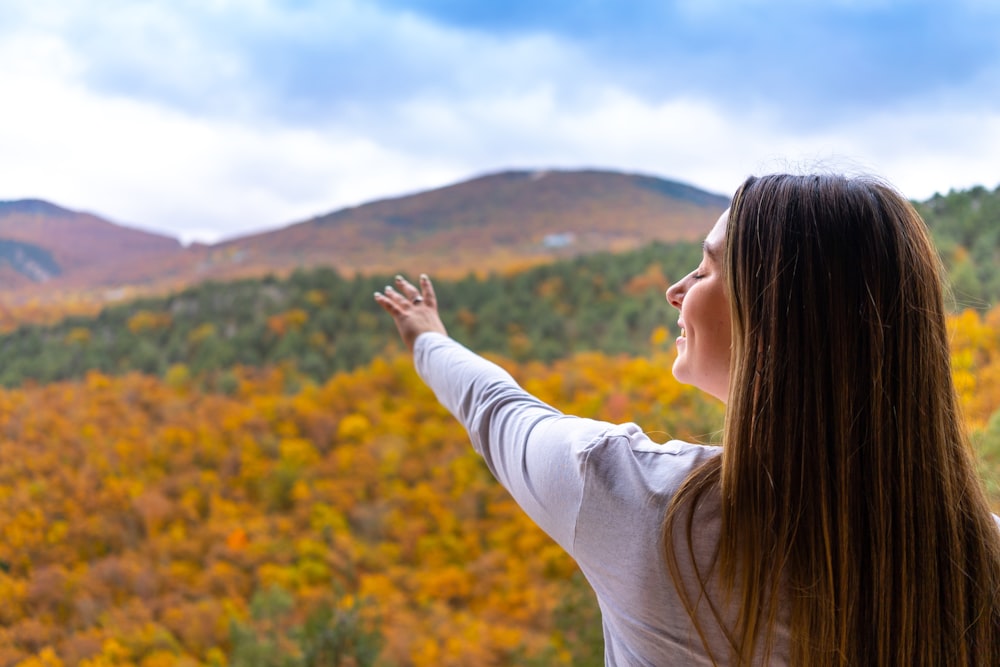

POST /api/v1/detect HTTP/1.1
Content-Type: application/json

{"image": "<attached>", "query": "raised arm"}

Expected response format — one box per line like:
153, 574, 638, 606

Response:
374, 275, 612, 552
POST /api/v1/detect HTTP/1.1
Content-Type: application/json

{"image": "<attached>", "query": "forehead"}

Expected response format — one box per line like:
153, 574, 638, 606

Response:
704, 209, 729, 256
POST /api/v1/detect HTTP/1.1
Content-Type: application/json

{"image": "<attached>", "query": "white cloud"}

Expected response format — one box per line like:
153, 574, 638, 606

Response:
3, 41, 998, 247
0, 1, 997, 246
0, 30, 469, 243
387, 85, 1000, 203
837, 110, 1000, 198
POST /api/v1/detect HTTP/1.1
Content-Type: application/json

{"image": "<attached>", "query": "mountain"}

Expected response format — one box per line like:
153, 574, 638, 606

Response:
0, 170, 729, 303
216, 169, 729, 278
0, 199, 184, 292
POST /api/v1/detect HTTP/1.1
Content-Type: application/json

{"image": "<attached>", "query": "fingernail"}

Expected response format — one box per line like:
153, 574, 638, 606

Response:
420, 273, 428, 281
395, 275, 403, 282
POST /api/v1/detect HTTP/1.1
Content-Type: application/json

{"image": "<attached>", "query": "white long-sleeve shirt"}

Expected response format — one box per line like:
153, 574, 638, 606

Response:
414, 333, 787, 665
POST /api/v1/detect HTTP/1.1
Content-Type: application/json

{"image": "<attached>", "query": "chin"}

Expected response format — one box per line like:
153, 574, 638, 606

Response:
672, 365, 727, 404
670, 360, 688, 385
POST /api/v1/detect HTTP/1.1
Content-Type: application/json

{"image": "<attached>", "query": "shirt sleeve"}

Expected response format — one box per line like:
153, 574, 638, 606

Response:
413, 332, 616, 553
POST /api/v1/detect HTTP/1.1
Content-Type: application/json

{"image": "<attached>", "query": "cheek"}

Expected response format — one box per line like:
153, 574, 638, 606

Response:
711, 315, 731, 341
697, 296, 732, 355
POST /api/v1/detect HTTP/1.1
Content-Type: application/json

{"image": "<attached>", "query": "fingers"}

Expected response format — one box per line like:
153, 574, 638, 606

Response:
373, 289, 402, 316
419, 274, 438, 309
374, 273, 437, 314
394, 275, 423, 304
374, 282, 412, 314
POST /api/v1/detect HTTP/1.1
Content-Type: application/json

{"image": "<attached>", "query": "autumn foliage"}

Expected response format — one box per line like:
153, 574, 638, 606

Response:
0, 331, 725, 665
0, 302, 999, 665
1, 187, 999, 667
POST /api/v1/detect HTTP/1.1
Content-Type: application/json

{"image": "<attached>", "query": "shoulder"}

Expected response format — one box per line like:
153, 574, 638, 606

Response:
579, 423, 722, 502
571, 426, 722, 598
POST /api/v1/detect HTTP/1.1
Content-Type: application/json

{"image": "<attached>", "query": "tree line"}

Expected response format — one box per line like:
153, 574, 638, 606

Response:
0, 242, 702, 388
916, 182, 1000, 309
2, 172, 998, 391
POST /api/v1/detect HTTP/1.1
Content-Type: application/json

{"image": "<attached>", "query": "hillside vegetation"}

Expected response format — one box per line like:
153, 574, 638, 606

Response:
0, 346, 725, 666
1, 172, 998, 389
916, 183, 1000, 309
0, 242, 702, 388
0, 180, 998, 666
2, 306, 999, 666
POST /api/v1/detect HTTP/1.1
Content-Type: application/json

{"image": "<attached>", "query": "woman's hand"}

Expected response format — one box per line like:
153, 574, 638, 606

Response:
374, 274, 449, 352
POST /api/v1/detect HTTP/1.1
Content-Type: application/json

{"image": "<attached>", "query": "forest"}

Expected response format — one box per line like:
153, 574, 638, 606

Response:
0, 242, 702, 388
0, 183, 998, 665
916, 183, 1000, 309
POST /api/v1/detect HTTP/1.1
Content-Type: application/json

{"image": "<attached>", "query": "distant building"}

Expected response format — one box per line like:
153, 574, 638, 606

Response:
543, 232, 576, 249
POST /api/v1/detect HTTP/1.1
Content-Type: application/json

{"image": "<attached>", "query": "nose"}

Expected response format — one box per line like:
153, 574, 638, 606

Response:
666, 280, 683, 309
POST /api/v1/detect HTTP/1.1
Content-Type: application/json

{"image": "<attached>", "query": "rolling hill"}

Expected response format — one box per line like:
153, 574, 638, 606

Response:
215, 169, 729, 278
0, 169, 729, 303
0, 200, 185, 292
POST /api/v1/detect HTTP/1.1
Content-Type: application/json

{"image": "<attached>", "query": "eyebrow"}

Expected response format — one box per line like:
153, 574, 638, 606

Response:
702, 240, 720, 262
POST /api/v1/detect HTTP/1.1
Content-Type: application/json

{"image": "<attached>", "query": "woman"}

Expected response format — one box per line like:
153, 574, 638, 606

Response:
374, 173, 1000, 665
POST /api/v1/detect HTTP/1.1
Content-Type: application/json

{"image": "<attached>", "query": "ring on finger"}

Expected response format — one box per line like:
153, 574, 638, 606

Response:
412, 296, 423, 304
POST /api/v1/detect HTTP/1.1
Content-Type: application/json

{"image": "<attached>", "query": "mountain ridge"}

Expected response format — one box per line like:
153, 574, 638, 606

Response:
215, 169, 729, 279
0, 198, 77, 218
0, 169, 729, 302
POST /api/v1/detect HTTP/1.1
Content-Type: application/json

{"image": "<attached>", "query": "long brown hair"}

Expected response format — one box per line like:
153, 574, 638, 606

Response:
664, 174, 1000, 665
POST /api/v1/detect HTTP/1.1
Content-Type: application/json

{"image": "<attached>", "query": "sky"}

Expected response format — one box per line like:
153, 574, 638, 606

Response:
1, 0, 999, 245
